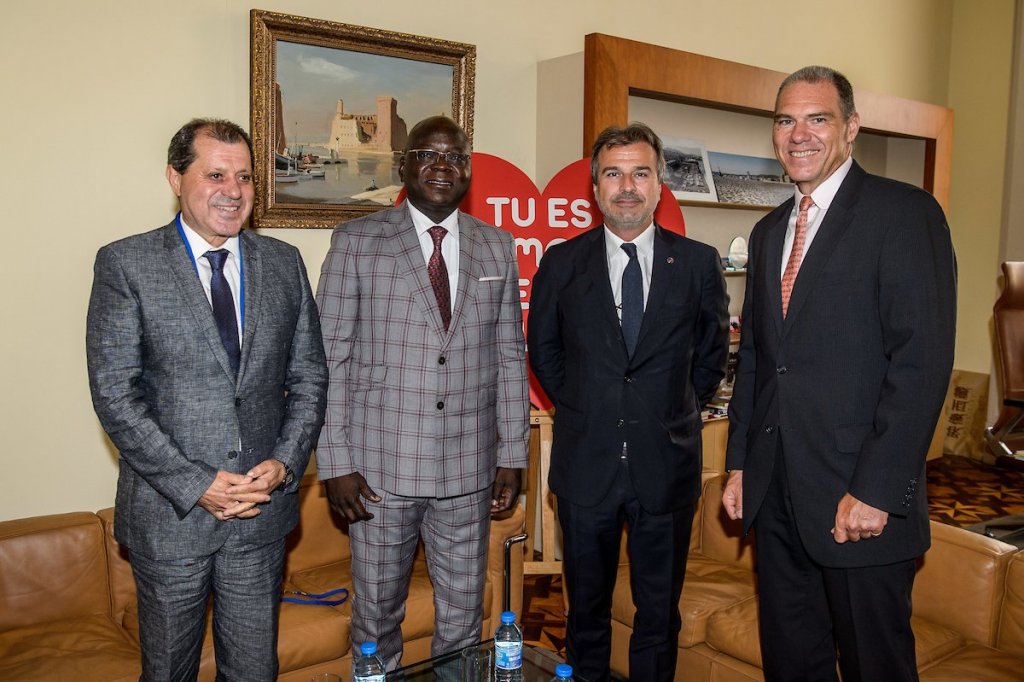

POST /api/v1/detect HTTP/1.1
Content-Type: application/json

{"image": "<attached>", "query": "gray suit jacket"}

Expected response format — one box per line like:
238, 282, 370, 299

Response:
315, 204, 529, 497
87, 221, 328, 559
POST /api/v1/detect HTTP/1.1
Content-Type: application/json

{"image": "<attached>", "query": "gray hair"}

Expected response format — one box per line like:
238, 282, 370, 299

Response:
776, 66, 857, 120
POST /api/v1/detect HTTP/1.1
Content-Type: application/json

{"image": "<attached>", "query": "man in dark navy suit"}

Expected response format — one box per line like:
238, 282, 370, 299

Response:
529, 122, 729, 682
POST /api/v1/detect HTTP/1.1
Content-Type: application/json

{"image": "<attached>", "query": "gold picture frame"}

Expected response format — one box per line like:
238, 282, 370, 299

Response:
250, 9, 476, 228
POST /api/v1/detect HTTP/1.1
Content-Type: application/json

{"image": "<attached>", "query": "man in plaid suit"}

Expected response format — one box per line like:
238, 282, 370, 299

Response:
315, 116, 530, 669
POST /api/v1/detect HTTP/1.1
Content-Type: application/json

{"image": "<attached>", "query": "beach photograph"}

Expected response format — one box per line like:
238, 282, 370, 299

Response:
708, 151, 792, 207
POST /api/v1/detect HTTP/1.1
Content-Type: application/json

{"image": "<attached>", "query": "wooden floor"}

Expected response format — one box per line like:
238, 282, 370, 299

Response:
520, 454, 1024, 654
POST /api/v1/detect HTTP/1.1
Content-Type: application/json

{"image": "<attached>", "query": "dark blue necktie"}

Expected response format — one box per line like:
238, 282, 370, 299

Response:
620, 242, 643, 356
204, 249, 240, 374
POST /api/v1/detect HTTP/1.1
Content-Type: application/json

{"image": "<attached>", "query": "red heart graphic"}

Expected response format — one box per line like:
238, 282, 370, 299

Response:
401, 153, 687, 408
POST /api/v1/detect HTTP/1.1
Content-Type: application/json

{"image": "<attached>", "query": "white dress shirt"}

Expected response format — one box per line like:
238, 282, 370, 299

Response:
408, 202, 461, 313
780, 156, 854, 278
605, 222, 655, 323
179, 218, 243, 338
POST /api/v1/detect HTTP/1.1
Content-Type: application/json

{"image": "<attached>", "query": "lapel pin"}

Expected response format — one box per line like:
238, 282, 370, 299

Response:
666, 257, 675, 264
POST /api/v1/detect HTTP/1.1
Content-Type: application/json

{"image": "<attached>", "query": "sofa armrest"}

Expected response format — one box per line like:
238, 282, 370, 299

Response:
995, 549, 1024, 657
0, 512, 112, 630
914, 520, 1017, 646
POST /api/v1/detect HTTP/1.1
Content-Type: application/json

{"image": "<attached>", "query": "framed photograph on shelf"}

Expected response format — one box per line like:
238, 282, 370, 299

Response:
250, 9, 476, 228
661, 136, 718, 202
707, 151, 792, 207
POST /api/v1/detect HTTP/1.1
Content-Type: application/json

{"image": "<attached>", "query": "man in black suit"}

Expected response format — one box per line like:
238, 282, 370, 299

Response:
722, 67, 956, 682
528, 122, 729, 682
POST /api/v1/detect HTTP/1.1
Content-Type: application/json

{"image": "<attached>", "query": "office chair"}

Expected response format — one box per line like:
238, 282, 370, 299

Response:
985, 261, 1024, 462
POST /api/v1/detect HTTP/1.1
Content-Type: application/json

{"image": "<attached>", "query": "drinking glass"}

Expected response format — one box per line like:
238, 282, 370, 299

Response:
460, 645, 494, 681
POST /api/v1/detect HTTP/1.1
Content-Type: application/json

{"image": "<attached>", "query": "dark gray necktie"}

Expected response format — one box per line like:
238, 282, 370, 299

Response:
204, 249, 240, 374
620, 242, 643, 356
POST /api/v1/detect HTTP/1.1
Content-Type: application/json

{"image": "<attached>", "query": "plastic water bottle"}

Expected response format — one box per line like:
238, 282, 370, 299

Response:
550, 663, 574, 681
494, 610, 524, 681
352, 641, 385, 682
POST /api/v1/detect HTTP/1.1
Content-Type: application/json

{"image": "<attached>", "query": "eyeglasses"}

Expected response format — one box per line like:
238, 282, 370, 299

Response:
406, 149, 471, 167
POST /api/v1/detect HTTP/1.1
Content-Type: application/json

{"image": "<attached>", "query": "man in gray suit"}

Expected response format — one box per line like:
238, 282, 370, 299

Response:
87, 118, 328, 681
316, 116, 529, 668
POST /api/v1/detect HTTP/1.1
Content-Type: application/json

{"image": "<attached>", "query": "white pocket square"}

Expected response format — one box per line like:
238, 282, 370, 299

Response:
478, 276, 503, 282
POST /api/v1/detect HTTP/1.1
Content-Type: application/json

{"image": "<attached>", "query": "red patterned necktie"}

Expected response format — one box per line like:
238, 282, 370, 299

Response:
781, 195, 814, 318
427, 226, 451, 329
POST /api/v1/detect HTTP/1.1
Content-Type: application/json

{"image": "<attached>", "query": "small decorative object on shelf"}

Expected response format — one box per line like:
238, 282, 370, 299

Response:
727, 236, 749, 269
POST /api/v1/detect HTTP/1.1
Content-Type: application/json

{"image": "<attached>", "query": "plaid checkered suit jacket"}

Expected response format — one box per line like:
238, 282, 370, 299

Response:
315, 204, 529, 497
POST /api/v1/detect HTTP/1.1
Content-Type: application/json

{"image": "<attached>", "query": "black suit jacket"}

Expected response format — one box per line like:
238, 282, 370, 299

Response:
528, 225, 729, 514
726, 162, 956, 567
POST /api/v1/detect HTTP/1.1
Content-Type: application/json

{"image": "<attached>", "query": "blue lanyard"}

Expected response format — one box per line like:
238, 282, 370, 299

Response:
175, 214, 246, 327
281, 587, 349, 606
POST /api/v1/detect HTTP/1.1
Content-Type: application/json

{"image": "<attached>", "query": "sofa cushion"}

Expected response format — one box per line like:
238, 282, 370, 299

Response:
288, 549, 441, 643
697, 476, 756, 571
918, 642, 1024, 681
704, 596, 761, 667
704, 600, 967, 673
122, 592, 350, 679
611, 552, 757, 649
285, 474, 351, 576
276, 601, 351, 673
0, 614, 140, 681
911, 615, 967, 669
0, 513, 111, 629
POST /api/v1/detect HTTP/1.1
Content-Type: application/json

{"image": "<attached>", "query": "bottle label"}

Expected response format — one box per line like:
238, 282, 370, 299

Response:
494, 641, 522, 669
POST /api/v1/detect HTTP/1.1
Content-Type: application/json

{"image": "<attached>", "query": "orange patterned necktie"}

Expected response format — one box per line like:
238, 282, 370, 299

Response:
781, 195, 814, 318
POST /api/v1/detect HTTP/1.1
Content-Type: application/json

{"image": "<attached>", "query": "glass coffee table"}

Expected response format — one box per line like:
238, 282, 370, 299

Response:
387, 640, 622, 681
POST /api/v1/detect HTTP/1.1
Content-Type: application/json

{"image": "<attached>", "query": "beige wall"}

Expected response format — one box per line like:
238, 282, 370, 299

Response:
0, 0, 1013, 520
947, 0, 1016, 372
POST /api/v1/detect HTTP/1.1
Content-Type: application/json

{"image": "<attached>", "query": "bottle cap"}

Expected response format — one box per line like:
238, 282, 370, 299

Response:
500, 610, 516, 624
360, 641, 377, 655
555, 663, 573, 677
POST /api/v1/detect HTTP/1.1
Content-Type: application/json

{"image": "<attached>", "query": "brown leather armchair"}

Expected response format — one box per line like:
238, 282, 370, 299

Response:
986, 261, 1024, 461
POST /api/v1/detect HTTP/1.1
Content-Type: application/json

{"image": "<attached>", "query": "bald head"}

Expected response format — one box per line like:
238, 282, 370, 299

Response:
399, 116, 472, 223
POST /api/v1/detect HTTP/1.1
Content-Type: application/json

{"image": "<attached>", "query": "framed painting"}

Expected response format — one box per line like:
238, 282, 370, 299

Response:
250, 10, 476, 228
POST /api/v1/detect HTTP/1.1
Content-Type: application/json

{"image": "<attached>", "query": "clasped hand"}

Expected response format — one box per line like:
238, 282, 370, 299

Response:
197, 459, 287, 521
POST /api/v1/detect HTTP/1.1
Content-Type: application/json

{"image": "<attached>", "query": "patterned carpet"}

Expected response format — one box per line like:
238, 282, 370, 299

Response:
926, 454, 1024, 527
520, 454, 1024, 654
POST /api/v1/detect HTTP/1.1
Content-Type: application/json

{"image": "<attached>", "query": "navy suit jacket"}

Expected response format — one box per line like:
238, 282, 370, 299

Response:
528, 225, 729, 515
726, 162, 956, 567
87, 222, 328, 559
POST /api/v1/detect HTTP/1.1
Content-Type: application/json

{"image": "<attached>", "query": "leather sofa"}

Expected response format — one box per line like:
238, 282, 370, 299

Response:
0, 471, 525, 681
610, 473, 1024, 681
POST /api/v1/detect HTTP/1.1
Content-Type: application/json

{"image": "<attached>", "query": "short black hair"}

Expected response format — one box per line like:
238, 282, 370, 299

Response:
167, 118, 253, 173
